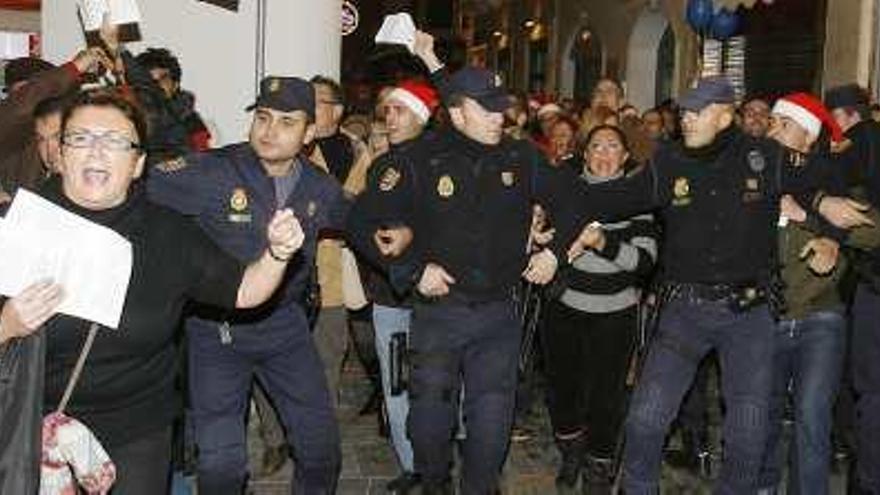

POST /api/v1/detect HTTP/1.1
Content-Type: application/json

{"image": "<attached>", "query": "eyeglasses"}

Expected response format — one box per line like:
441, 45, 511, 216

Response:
62, 130, 141, 152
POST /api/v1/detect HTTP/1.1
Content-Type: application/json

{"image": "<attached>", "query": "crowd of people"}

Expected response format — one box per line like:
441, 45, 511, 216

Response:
2, 20, 880, 495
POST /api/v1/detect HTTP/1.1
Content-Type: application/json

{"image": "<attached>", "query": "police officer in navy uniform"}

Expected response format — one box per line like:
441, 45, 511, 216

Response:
148, 76, 347, 494
603, 78, 873, 494
825, 83, 880, 494
347, 62, 611, 492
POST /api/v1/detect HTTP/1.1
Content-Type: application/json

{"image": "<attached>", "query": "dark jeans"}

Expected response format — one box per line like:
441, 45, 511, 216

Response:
188, 317, 341, 495
676, 354, 716, 443
407, 299, 520, 495
108, 426, 172, 495
759, 310, 846, 495
622, 294, 776, 495
543, 301, 637, 458
852, 284, 880, 493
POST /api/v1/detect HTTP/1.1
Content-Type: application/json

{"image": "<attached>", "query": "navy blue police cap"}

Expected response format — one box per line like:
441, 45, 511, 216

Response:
679, 76, 736, 112
824, 84, 869, 111
446, 66, 510, 113
246, 76, 315, 121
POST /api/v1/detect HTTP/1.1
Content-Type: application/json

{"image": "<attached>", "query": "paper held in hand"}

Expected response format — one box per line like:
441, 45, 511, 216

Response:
374, 12, 417, 53
77, 0, 143, 32
0, 189, 133, 329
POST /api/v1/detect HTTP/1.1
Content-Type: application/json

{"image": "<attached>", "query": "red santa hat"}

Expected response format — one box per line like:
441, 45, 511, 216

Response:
386, 80, 439, 124
771, 92, 843, 143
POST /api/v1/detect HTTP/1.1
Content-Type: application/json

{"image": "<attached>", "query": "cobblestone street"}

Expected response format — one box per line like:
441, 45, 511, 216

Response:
240, 356, 852, 494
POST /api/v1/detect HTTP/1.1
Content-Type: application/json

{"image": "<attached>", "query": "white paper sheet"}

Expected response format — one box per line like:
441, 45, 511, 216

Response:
0, 189, 133, 329
374, 12, 417, 53
77, 0, 142, 31
107, 0, 143, 26
77, 0, 109, 32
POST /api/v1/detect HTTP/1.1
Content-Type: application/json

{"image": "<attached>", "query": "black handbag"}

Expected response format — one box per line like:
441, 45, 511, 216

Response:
0, 333, 45, 495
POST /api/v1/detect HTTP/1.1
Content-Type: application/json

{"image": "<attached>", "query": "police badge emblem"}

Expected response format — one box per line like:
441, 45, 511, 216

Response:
379, 167, 401, 191
748, 150, 766, 173
674, 177, 690, 198
745, 178, 759, 191
501, 171, 515, 187
230, 188, 248, 211
743, 177, 762, 202
672, 177, 691, 206
269, 78, 281, 93
228, 187, 252, 223
437, 175, 455, 198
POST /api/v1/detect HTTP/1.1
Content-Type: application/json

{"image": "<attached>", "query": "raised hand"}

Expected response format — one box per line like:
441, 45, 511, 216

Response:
266, 208, 304, 262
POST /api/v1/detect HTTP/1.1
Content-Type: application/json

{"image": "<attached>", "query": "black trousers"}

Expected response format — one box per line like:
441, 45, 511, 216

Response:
542, 301, 637, 458
107, 425, 172, 495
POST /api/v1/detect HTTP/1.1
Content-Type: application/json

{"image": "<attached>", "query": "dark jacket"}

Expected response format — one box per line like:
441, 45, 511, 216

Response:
0, 333, 43, 495
0, 63, 80, 193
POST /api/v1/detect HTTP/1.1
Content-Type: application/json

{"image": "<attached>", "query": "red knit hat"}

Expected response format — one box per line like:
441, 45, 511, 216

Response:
771, 92, 843, 144
386, 80, 439, 123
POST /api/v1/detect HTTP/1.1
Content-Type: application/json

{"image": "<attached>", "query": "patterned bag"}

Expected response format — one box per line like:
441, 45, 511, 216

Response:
40, 324, 115, 495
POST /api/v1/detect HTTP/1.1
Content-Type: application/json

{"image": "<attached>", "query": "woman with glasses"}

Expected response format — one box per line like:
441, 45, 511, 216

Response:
543, 124, 658, 494
0, 89, 305, 495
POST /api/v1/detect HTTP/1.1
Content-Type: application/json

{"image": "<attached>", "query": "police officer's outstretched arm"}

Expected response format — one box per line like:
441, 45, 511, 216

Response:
531, 150, 662, 261
346, 153, 417, 268
777, 145, 874, 229
147, 153, 214, 216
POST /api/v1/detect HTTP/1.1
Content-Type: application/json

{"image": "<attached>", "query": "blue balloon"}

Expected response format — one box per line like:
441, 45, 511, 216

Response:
710, 8, 742, 40
686, 0, 715, 33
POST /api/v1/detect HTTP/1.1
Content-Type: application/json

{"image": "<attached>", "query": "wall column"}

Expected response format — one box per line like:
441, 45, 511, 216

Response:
42, 0, 341, 145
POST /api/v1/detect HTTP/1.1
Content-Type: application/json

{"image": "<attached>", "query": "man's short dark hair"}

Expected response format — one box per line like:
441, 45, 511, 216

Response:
310, 75, 344, 106
34, 93, 77, 121
135, 48, 182, 83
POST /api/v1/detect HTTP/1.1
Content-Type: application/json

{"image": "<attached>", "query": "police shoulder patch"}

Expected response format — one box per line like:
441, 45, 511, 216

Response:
155, 156, 188, 173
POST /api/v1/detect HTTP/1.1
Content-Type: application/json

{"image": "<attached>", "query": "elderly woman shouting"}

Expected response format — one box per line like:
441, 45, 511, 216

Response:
0, 89, 304, 494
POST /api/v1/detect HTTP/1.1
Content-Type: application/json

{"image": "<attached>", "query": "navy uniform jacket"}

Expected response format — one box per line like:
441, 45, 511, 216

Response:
147, 143, 350, 337
588, 125, 841, 285
347, 127, 611, 302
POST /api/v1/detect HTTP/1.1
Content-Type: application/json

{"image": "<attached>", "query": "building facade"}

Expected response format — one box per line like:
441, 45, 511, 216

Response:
457, 0, 880, 111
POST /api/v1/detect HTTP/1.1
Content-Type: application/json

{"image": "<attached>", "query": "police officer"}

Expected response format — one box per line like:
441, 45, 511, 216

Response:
825, 83, 880, 494
148, 76, 347, 494
346, 63, 607, 493
611, 78, 872, 494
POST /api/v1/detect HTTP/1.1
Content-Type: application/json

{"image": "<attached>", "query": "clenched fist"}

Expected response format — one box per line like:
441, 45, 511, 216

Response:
266, 208, 305, 262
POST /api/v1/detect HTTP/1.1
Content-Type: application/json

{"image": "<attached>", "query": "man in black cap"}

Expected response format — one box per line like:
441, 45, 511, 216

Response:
148, 76, 347, 494
614, 78, 876, 495
825, 83, 880, 494
346, 33, 613, 494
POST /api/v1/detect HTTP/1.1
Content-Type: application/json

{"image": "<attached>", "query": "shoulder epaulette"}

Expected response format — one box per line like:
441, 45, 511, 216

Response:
154, 156, 188, 173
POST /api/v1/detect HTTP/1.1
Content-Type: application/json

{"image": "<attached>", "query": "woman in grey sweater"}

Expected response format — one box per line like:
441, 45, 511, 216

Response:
544, 124, 658, 494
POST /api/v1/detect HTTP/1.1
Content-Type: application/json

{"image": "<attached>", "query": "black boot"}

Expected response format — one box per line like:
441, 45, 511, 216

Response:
386, 472, 421, 494
667, 428, 712, 477
583, 456, 615, 495
555, 433, 586, 492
